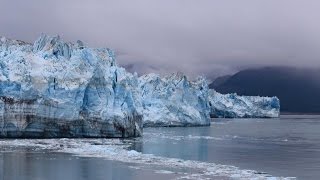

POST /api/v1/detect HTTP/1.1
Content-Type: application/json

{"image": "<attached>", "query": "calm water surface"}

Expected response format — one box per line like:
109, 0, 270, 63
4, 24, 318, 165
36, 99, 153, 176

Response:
0, 152, 177, 180
0, 115, 319, 180
137, 115, 320, 179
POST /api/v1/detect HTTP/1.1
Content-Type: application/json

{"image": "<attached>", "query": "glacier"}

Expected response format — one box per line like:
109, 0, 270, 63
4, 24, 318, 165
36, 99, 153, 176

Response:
0, 35, 280, 138
139, 73, 210, 127
208, 90, 280, 118
0, 35, 143, 138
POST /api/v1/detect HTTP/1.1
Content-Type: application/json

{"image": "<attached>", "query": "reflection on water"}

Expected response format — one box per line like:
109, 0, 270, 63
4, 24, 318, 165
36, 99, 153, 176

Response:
0, 152, 175, 180
0, 115, 319, 180
130, 115, 320, 180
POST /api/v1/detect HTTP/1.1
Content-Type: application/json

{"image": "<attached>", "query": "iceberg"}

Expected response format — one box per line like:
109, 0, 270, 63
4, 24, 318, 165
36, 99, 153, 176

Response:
0, 35, 280, 138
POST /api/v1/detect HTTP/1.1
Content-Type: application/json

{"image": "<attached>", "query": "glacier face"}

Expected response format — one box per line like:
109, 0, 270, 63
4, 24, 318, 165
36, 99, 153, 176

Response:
208, 90, 280, 118
0, 35, 143, 138
0, 35, 280, 138
139, 73, 211, 127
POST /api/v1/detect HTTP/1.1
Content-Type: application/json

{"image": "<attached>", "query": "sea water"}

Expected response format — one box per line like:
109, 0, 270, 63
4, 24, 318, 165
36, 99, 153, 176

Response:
0, 115, 319, 180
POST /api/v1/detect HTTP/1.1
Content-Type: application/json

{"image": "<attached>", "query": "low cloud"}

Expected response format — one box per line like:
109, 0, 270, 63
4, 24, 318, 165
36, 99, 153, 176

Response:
1, 0, 320, 79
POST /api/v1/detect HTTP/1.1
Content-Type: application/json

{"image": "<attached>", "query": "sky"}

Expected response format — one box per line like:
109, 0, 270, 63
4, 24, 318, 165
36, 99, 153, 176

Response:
1, 0, 320, 79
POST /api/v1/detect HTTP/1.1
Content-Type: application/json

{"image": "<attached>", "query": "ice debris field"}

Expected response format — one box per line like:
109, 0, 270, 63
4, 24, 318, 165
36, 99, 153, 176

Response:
0, 138, 294, 180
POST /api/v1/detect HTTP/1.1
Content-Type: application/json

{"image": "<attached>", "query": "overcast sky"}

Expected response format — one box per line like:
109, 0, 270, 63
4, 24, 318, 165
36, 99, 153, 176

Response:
1, 0, 320, 79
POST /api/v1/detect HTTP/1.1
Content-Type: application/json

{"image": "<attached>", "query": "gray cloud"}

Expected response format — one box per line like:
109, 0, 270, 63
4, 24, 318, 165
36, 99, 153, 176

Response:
1, 0, 320, 79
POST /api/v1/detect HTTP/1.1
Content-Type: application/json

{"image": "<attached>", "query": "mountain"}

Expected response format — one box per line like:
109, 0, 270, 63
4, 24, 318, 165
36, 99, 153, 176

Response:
209, 75, 231, 87
210, 67, 320, 113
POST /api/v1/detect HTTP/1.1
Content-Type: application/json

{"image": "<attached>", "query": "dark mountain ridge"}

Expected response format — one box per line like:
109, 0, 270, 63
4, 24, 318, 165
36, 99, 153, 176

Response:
210, 66, 320, 113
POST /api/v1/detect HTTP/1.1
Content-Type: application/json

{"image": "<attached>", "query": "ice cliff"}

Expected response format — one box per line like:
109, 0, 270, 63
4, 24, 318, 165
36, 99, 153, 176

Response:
139, 73, 210, 127
208, 90, 280, 118
0, 35, 280, 138
0, 35, 142, 138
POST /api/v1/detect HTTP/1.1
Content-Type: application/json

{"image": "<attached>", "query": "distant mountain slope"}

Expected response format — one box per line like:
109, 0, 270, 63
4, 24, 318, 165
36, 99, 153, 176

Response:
210, 67, 320, 113
209, 75, 231, 87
